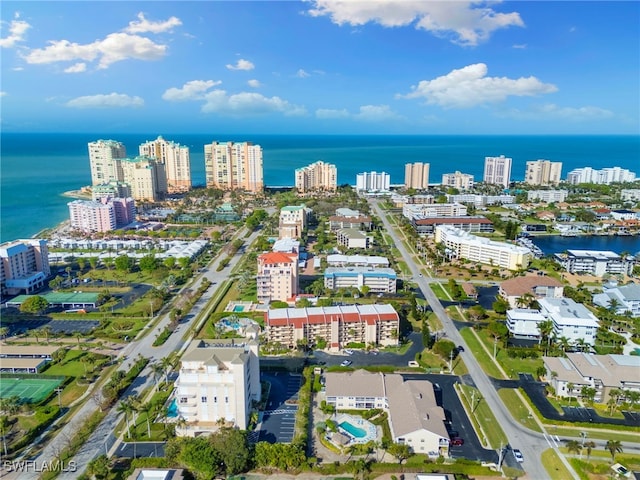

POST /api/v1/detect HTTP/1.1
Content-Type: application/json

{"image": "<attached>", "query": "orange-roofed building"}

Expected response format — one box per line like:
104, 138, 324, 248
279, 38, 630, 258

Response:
257, 252, 299, 304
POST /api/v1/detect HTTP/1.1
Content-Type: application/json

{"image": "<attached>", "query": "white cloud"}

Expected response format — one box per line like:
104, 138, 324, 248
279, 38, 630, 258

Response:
0, 91, 7, 97
247, 79, 262, 88
296, 69, 310, 78
226, 59, 255, 71
399, 63, 557, 108
65, 93, 144, 109
0, 18, 31, 48
162, 80, 221, 101
201, 90, 306, 116
12, 66, 23, 71
125, 12, 182, 34
538, 103, 614, 120
316, 108, 350, 119
24, 32, 167, 69
64, 63, 86, 73
512, 44, 527, 49
307, 1, 524, 46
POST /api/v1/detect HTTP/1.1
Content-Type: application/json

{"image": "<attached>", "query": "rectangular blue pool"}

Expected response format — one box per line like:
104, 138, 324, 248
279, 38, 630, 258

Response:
340, 421, 366, 438
167, 398, 178, 418
233, 305, 245, 312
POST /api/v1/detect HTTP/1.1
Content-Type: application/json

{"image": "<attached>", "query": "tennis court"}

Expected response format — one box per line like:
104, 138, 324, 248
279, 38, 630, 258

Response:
0, 376, 64, 403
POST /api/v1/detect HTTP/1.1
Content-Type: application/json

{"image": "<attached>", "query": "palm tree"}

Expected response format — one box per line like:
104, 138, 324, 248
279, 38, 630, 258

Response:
537, 320, 554, 355
138, 402, 152, 439
605, 439, 623, 462
117, 399, 133, 434
567, 383, 575, 405
0, 415, 10, 457
161, 357, 172, 383
584, 441, 596, 461
565, 439, 582, 457
151, 363, 165, 391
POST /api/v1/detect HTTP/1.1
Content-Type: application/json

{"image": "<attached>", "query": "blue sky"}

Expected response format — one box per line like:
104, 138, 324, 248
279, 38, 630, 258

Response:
1, 1, 638, 134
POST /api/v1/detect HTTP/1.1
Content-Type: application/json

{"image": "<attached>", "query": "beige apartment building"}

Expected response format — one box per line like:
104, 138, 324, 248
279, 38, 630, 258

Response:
295, 161, 337, 193
278, 205, 309, 239
139, 136, 192, 193
174, 339, 261, 435
88, 139, 126, 186
204, 141, 264, 193
525, 159, 562, 186
441, 171, 474, 190
483, 155, 512, 188
265, 304, 400, 350
0, 239, 50, 297
120, 156, 167, 201
256, 252, 299, 303
404, 162, 430, 190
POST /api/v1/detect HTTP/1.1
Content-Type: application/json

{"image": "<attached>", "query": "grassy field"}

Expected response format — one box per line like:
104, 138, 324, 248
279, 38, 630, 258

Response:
458, 384, 508, 449
542, 448, 576, 480
430, 282, 449, 301
473, 327, 543, 379
497, 388, 543, 433
459, 327, 505, 379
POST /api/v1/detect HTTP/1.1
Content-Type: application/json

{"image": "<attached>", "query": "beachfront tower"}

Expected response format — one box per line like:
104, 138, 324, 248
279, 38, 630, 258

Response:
139, 136, 192, 193
525, 159, 562, 186
404, 162, 430, 190
295, 161, 337, 193
483, 155, 512, 188
88, 140, 126, 186
204, 141, 264, 193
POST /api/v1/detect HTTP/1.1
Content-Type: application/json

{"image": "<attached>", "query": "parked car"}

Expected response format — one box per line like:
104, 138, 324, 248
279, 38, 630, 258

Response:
513, 449, 524, 462
457, 345, 465, 352
450, 437, 464, 446
344, 349, 354, 355
340, 360, 352, 367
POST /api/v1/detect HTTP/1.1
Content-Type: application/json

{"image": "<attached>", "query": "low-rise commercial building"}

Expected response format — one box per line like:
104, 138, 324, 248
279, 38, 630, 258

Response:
543, 353, 640, 403
174, 339, 260, 436
554, 250, 635, 277
336, 229, 372, 249
325, 370, 450, 457
434, 226, 532, 271
265, 304, 399, 350
324, 267, 397, 293
412, 216, 493, 235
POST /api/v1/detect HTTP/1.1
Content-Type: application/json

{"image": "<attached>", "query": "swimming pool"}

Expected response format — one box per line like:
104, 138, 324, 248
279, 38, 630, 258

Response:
233, 305, 245, 312
339, 421, 366, 439
167, 398, 178, 418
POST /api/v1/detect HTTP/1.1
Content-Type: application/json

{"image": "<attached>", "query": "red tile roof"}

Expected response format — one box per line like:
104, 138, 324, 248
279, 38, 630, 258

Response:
258, 252, 297, 264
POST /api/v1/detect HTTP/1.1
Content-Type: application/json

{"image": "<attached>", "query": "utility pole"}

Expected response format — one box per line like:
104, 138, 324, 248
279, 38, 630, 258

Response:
449, 349, 454, 373
493, 335, 498, 359
580, 431, 586, 458
55, 387, 62, 408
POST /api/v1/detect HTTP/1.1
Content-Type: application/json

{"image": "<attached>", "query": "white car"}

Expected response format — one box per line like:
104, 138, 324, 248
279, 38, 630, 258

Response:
344, 349, 354, 355
512, 449, 524, 463
340, 360, 352, 367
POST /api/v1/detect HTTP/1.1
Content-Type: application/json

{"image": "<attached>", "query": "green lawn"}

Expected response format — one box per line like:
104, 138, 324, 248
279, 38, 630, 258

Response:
542, 448, 575, 480
430, 282, 449, 301
458, 384, 508, 449
459, 327, 505, 379
497, 388, 543, 433
473, 328, 543, 379
44, 349, 108, 377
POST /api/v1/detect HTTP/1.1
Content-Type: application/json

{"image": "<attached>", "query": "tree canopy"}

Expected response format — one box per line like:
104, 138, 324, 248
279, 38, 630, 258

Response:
19, 296, 50, 314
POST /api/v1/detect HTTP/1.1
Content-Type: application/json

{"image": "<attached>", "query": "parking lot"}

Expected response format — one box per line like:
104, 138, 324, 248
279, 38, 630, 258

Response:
5, 318, 100, 335
257, 372, 301, 444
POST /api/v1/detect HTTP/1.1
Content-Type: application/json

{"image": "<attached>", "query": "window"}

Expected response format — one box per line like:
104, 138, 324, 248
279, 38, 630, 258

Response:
225, 397, 229, 403
214, 396, 217, 403
201, 396, 207, 403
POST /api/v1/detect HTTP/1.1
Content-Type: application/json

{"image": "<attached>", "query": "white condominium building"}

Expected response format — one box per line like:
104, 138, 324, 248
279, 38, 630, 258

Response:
88, 139, 126, 186
621, 189, 640, 202
554, 250, 635, 277
446, 194, 515, 207
566, 166, 637, 185
139, 136, 192, 193
483, 155, 512, 188
434, 225, 532, 270
295, 161, 337, 193
526, 190, 568, 203
175, 339, 261, 436
0, 239, 50, 296
402, 203, 468, 221
204, 141, 264, 193
404, 162, 430, 190
538, 297, 599, 346
265, 304, 400, 350
120, 156, 167, 201
441, 171, 474, 190
524, 160, 562, 186
356, 171, 390, 192
324, 267, 397, 293
256, 252, 299, 304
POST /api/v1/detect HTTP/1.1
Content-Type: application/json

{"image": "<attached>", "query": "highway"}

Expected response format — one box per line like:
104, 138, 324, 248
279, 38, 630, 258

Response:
7, 225, 262, 480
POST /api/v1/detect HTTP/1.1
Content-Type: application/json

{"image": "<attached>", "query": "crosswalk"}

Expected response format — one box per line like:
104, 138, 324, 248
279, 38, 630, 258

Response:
263, 408, 295, 415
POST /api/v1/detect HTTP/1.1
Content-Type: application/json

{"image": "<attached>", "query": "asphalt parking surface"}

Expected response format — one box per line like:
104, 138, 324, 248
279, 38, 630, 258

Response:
6, 318, 100, 335
258, 372, 301, 444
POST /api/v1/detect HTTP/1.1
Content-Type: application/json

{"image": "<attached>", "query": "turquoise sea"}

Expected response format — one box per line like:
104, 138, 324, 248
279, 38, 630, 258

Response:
1, 133, 639, 243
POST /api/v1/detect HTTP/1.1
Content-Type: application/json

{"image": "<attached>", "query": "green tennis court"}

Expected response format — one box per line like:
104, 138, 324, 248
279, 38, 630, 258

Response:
0, 376, 64, 403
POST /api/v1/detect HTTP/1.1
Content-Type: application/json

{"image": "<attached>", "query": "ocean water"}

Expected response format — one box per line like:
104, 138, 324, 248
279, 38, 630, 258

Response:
1, 133, 639, 243
531, 235, 640, 257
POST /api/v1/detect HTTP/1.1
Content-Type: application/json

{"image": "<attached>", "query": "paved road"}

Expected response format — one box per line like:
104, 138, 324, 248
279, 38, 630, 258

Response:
8, 226, 263, 480
369, 199, 577, 480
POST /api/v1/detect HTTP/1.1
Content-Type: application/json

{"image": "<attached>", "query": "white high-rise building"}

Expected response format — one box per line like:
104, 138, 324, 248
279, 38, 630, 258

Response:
441, 171, 474, 190
139, 136, 191, 193
205, 141, 264, 193
120, 156, 167, 201
483, 155, 512, 188
404, 162, 430, 190
567, 166, 637, 185
88, 140, 126, 186
295, 161, 337, 193
356, 171, 390, 192
525, 160, 562, 186
0, 239, 50, 296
